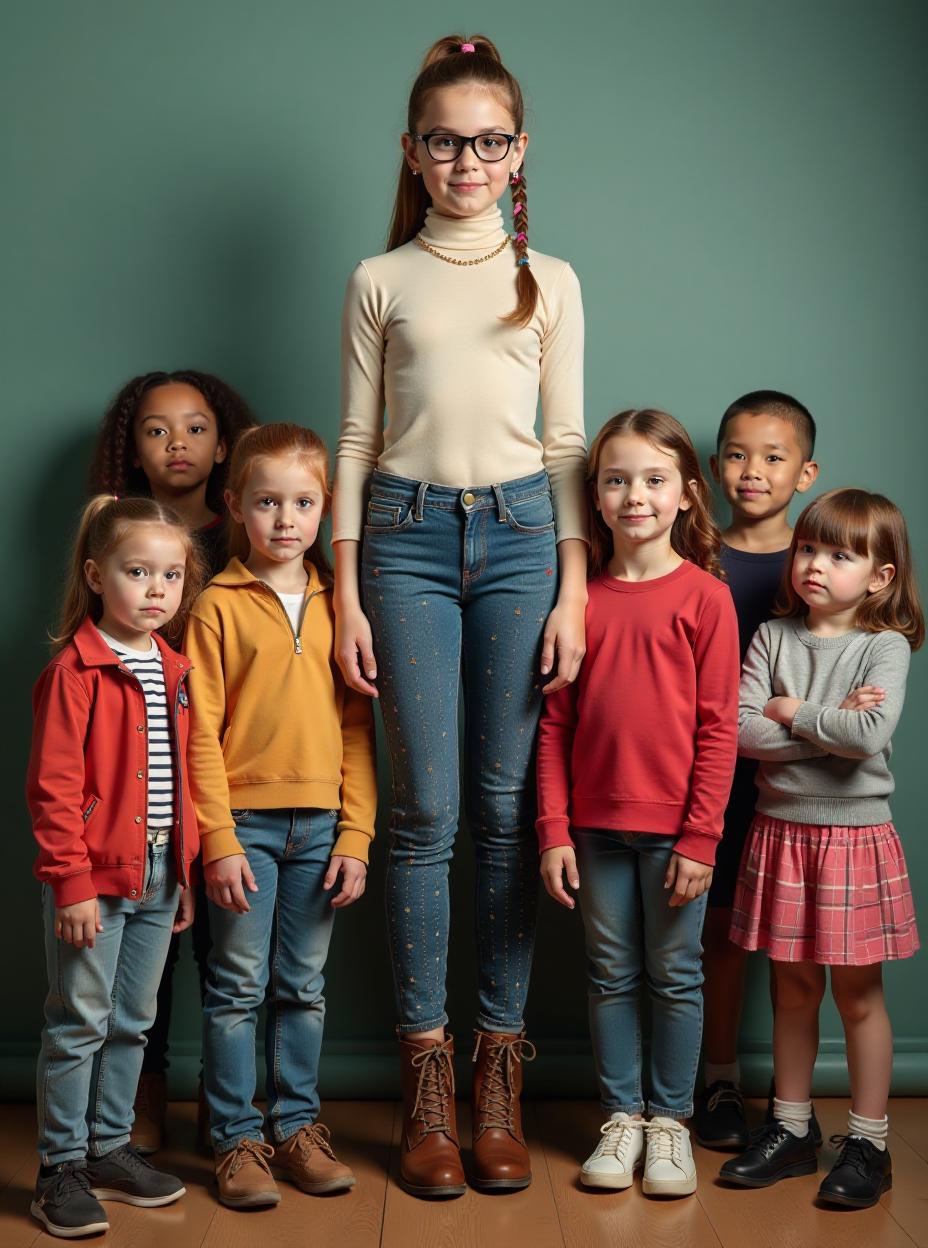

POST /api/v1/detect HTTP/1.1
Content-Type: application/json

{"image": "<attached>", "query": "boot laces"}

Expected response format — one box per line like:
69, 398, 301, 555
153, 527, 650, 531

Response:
410, 1039, 456, 1135
829, 1133, 874, 1175
227, 1139, 275, 1177
292, 1123, 337, 1162
472, 1033, 536, 1131
645, 1119, 684, 1164
594, 1117, 640, 1161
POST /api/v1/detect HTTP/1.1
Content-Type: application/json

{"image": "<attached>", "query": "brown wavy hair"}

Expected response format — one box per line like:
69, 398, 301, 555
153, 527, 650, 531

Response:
224, 423, 333, 583
387, 34, 538, 328
89, 369, 257, 514
586, 409, 723, 580
53, 495, 206, 650
777, 488, 924, 650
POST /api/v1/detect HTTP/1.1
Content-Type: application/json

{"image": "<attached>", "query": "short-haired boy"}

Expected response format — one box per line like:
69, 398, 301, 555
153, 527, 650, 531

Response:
695, 390, 818, 1148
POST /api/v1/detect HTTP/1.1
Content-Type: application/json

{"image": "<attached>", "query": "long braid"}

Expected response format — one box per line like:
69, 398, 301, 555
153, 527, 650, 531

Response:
504, 167, 539, 328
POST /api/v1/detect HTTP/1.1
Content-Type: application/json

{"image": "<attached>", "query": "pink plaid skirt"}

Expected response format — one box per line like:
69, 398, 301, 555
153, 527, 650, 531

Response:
730, 814, 919, 964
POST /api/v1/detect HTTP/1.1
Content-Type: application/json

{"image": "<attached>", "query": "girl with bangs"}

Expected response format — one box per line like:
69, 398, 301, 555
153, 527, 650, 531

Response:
536, 410, 740, 1198
721, 488, 923, 1209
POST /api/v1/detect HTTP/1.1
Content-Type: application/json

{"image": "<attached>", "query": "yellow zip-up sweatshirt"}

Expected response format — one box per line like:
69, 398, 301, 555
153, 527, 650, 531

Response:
185, 557, 377, 865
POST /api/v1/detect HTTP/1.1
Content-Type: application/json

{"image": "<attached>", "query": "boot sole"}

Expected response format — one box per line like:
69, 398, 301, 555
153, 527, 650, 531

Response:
398, 1176, 467, 1198
470, 1173, 532, 1192
217, 1190, 281, 1208
30, 1202, 110, 1238
89, 1185, 185, 1207
273, 1170, 357, 1195
720, 1158, 818, 1188
818, 1174, 892, 1208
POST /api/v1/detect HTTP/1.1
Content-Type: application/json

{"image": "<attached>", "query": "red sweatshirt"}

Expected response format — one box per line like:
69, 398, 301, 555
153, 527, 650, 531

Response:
536, 562, 740, 866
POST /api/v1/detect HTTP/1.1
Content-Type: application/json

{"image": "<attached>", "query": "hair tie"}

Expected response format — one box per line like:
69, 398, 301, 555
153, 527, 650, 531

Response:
515, 231, 527, 242
511, 172, 521, 183
113, 494, 119, 502
513, 203, 523, 215
517, 258, 530, 266
460, 42, 475, 53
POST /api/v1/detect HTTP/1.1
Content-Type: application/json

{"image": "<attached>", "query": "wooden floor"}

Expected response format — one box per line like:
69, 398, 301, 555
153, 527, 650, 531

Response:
1, 1099, 926, 1247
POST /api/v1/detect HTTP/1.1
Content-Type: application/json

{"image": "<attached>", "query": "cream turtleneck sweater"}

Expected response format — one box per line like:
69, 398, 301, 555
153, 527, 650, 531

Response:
333, 205, 587, 543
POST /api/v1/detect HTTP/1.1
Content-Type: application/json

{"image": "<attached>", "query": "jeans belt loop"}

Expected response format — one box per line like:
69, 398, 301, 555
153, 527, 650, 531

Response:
491, 482, 507, 522
414, 480, 429, 521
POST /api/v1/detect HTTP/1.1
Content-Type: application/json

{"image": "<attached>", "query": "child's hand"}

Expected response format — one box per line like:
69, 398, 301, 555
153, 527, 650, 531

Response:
323, 855, 367, 908
540, 599, 586, 694
205, 854, 258, 913
540, 847, 580, 909
664, 853, 713, 908
839, 685, 886, 712
172, 887, 196, 934
55, 899, 103, 949
763, 696, 802, 726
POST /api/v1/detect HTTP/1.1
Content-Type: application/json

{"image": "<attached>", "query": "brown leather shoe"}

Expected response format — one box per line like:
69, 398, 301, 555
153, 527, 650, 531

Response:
398, 1034, 466, 1198
130, 1072, 166, 1154
273, 1123, 356, 1194
470, 1030, 536, 1190
215, 1139, 280, 1208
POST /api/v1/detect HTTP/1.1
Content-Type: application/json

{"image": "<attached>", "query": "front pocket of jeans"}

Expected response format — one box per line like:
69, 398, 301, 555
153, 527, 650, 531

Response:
364, 500, 415, 534
505, 493, 556, 534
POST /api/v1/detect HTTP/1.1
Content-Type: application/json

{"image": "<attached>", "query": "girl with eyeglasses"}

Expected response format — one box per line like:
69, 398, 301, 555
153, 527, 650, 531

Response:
333, 34, 587, 1198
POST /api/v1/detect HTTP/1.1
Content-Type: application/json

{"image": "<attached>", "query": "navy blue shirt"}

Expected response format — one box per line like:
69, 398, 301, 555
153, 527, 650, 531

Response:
711, 542, 790, 904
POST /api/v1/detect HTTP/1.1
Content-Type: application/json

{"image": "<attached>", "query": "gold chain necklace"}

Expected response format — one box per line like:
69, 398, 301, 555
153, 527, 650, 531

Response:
415, 233, 512, 267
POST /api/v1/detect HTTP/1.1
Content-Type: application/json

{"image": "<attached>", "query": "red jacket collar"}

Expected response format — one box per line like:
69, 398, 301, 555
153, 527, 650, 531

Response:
71, 616, 191, 673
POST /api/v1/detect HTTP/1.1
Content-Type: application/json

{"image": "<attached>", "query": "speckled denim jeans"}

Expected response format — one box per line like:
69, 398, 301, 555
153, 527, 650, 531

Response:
362, 469, 558, 1033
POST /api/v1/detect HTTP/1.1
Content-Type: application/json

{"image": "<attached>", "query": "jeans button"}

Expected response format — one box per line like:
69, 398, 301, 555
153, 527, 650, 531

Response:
462, 490, 476, 506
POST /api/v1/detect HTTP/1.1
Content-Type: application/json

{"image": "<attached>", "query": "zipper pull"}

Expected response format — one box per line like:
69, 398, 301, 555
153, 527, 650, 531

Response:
294, 636, 303, 655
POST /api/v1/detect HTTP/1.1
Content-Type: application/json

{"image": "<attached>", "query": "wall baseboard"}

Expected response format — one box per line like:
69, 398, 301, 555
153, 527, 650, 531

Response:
3, 1040, 926, 1102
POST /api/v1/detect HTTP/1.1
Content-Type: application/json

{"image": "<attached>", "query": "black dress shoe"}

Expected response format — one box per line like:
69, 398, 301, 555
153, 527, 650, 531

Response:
694, 1081, 749, 1150
765, 1077, 823, 1148
719, 1121, 818, 1187
818, 1135, 892, 1208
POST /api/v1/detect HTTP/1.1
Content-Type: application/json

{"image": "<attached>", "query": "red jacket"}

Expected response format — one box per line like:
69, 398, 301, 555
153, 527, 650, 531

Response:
26, 617, 199, 906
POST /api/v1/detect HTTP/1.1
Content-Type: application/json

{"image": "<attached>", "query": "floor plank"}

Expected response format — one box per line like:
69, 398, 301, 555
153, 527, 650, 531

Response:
0, 1106, 37, 1191
890, 1100, 928, 1164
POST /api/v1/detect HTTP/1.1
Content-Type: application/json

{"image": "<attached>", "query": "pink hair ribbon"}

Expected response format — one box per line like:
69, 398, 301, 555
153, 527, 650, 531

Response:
460, 42, 475, 52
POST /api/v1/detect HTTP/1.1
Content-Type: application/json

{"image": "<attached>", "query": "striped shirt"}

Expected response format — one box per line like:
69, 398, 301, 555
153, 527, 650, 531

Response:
99, 630, 175, 829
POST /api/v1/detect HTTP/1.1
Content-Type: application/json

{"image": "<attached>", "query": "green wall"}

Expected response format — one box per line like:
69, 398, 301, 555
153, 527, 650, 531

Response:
2, 0, 926, 1098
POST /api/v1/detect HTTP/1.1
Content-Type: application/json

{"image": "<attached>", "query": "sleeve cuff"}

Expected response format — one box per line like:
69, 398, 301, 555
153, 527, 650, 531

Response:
675, 829, 719, 867
51, 871, 97, 907
200, 826, 244, 865
536, 818, 576, 853
333, 827, 373, 864
790, 701, 819, 741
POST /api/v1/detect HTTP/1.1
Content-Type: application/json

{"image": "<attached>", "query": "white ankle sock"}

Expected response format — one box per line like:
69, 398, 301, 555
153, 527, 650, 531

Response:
705, 1060, 740, 1087
773, 1097, 812, 1137
848, 1111, 888, 1152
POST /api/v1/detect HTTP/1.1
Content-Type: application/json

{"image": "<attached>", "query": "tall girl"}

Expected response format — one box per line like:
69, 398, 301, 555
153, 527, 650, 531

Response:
333, 34, 587, 1196
537, 410, 740, 1198
27, 496, 203, 1238
90, 368, 255, 1151
185, 424, 376, 1209
721, 488, 922, 1208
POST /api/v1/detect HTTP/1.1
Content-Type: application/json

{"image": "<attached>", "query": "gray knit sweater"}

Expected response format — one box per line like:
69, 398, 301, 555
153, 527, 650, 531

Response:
738, 618, 911, 826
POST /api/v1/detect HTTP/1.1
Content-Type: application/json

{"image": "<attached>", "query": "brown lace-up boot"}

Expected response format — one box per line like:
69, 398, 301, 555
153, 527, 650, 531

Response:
471, 1030, 536, 1191
398, 1034, 466, 1198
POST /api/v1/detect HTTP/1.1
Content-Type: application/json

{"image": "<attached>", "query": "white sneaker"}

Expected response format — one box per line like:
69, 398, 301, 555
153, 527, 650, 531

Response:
580, 1113, 645, 1189
642, 1117, 697, 1197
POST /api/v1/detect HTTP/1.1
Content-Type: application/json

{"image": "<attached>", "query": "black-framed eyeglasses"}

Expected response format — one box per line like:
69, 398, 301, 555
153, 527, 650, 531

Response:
412, 131, 517, 163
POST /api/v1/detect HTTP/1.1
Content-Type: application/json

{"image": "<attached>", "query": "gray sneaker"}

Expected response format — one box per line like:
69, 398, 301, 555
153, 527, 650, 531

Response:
31, 1161, 110, 1238
86, 1144, 185, 1207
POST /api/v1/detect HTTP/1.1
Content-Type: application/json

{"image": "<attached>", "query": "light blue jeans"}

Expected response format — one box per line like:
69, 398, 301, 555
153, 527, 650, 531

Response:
361, 469, 559, 1035
203, 808, 337, 1153
575, 830, 708, 1119
36, 842, 179, 1165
